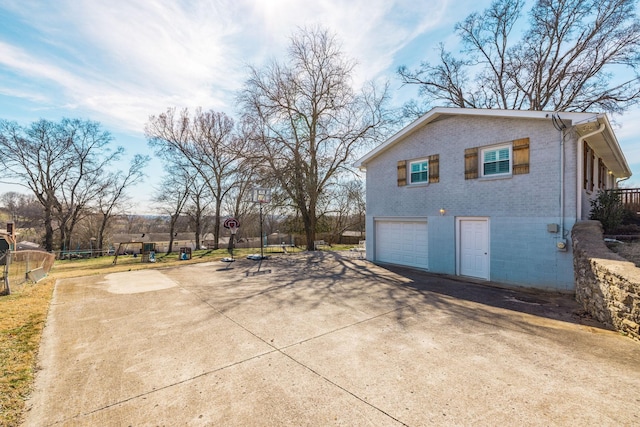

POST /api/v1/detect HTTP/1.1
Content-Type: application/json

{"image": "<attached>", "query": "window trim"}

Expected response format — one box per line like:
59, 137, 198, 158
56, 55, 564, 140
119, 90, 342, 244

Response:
480, 144, 512, 178
408, 159, 429, 184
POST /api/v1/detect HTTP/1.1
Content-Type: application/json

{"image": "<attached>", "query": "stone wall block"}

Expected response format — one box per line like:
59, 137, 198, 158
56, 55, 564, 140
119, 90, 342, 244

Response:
572, 220, 640, 341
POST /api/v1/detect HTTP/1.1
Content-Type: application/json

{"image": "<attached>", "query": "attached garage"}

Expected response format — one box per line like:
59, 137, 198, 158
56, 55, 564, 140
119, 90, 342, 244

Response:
374, 219, 428, 269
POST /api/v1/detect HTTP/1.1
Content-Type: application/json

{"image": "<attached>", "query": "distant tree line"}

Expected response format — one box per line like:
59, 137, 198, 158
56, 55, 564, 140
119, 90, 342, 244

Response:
0, 119, 148, 252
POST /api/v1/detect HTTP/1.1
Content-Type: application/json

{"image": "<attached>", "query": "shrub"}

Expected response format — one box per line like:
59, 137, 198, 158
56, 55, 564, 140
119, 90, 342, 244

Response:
622, 205, 640, 226
590, 190, 624, 233
609, 223, 640, 235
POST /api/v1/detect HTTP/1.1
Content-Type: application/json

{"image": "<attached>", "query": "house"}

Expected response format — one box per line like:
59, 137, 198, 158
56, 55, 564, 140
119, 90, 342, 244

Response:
354, 107, 632, 291
15, 241, 44, 251
111, 233, 203, 254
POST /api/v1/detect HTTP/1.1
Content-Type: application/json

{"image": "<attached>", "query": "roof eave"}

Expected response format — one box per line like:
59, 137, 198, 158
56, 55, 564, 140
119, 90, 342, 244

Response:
354, 107, 563, 168
575, 114, 632, 179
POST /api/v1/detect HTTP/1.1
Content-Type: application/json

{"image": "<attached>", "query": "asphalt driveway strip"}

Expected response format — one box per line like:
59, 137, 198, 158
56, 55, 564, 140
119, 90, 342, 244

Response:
23, 252, 640, 426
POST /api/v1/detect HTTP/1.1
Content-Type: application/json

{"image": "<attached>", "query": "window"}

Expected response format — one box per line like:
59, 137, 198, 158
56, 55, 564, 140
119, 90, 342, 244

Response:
465, 138, 528, 180
397, 155, 439, 187
409, 160, 429, 184
481, 145, 511, 176
583, 142, 595, 191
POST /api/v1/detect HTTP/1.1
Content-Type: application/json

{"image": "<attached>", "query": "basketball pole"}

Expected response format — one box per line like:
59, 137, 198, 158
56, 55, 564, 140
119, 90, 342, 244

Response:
252, 188, 270, 260
228, 229, 235, 259
259, 202, 264, 259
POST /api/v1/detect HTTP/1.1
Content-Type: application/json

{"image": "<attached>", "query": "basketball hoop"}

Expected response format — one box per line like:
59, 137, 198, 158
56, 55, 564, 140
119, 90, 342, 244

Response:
228, 225, 238, 235
252, 188, 271, 204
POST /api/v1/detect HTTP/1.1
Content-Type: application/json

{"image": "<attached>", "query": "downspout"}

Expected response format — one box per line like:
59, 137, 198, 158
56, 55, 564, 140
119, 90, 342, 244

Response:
552, 113, 568, 242
559, 129, 565, 240
576, 123, 606, 221
616, 176, 630, 188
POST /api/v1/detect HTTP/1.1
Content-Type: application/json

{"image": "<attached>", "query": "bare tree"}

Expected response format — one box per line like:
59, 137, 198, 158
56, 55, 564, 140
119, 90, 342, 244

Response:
321, 179, 366, 244
1, 120, 69, 250
1, 192, 43, 230
1, 119, 123, 251
146, 108, 246, 249
153, 170, 193, 254
183, 173, 212, 250
240, 27, 387, 250
398, 0, 640, 114
54, 119, 121, 252
95, 154, 149, 252
222, 166, 255, 219
219, 119, 265, 239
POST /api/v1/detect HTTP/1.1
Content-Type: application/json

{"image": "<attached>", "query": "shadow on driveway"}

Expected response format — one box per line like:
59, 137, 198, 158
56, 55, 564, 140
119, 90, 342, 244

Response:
376, 261, 602, 327
212, 251, 607, 336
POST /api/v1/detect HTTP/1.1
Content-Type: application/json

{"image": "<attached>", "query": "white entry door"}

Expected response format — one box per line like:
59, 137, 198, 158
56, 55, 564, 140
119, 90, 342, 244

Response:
458, 218, 489, 280
375, 220, 428, 269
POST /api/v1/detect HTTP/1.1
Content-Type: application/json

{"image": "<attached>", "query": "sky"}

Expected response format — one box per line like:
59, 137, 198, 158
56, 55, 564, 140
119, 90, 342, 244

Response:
0, 0, 639, 214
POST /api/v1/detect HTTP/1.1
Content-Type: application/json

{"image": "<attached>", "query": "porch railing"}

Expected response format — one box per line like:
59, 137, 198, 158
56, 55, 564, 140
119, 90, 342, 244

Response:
611, 188, 640, 211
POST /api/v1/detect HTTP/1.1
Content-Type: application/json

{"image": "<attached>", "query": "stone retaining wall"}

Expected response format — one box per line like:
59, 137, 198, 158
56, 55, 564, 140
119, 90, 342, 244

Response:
572, 221, 640, 340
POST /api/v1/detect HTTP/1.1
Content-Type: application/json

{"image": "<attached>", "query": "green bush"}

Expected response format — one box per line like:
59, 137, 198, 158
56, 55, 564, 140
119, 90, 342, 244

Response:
611, 224, 640, 234
589, 190, 624, 233
622, 205, 640, 226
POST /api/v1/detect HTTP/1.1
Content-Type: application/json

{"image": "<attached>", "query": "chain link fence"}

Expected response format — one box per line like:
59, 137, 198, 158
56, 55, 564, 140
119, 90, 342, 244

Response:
1, 250, 56, 295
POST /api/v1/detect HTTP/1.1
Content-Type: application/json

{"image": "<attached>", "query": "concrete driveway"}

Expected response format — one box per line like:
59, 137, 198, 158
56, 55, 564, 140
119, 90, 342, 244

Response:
23, 252, 640, 426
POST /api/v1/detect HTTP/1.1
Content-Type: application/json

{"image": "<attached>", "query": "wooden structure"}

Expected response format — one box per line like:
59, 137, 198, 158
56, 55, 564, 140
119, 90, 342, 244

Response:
613, 188, 640, 212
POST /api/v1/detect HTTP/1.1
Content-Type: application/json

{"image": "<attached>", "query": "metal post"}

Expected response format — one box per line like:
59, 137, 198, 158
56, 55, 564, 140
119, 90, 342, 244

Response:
259, 203, 264, 259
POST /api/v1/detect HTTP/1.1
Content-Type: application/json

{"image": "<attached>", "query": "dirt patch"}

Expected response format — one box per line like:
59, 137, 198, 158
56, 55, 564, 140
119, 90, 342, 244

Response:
606, 239, 640, 268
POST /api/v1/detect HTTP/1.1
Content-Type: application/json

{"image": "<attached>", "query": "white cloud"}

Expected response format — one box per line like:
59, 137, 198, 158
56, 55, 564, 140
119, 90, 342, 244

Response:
242, 0, 451, 85
0, 0, 457, 136
0, 41, 81, 89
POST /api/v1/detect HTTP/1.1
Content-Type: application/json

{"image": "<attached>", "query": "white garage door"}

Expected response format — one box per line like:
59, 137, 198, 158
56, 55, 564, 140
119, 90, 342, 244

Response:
375, 220, 428, 269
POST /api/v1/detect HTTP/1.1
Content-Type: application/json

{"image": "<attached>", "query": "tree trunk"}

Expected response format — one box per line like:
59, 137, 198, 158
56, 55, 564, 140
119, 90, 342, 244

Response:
301, 207, 316, 251
194, 213, 201, 250
98, 213, 109, 252
167, 232, 175, 254
305, 226, 316, 251
58, 222, 68, 253
43, 205, 55, 252
213, 196, 222, 250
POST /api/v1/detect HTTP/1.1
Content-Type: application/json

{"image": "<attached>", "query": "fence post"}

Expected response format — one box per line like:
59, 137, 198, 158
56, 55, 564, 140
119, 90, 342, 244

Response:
2, 251, 11, 295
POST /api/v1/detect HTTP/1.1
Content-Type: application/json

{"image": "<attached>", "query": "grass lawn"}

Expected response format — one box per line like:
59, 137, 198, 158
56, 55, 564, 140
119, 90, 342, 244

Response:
0, 243, 357, 426
0, 278, 54, 427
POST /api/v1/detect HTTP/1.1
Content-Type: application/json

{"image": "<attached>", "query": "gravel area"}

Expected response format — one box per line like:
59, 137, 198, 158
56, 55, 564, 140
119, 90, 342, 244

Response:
606, 239, 640, 268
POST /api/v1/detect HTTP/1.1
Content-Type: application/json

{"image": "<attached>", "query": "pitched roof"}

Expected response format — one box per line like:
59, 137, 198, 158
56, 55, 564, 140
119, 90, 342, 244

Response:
355, 107, 631, 178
